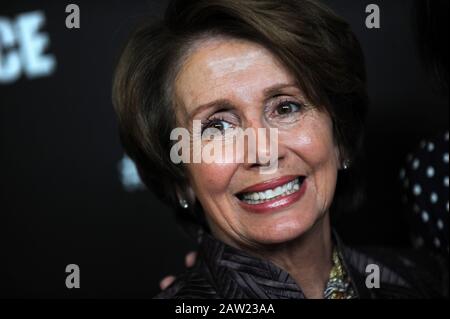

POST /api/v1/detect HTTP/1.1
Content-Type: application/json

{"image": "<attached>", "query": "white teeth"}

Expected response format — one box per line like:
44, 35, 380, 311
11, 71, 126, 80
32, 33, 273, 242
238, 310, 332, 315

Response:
240, 177, 304, 205
274, 186, 282, 196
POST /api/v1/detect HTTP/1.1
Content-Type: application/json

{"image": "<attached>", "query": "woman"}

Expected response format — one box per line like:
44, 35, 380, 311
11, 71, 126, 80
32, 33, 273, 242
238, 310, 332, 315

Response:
113, 0, 447, 298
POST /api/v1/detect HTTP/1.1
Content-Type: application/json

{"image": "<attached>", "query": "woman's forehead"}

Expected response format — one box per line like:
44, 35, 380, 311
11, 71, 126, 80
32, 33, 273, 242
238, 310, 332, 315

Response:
175, 38, 296, 114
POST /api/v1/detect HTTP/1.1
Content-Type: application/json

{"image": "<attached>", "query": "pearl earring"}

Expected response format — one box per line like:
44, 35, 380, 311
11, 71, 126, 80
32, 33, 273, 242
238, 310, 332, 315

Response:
342, 159, 351, 170
179, 198, 189, 209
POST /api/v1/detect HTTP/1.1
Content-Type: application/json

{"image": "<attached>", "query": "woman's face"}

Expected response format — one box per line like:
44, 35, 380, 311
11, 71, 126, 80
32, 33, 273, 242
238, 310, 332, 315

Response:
175, 38, 341, 248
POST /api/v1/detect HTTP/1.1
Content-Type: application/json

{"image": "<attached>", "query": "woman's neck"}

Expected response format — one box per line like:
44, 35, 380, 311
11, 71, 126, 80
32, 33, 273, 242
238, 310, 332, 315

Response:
260, 215, 333, 298
213, 213, 333, 299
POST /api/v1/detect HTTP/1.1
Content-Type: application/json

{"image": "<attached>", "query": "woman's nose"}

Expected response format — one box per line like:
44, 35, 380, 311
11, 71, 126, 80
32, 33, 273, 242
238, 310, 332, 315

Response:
242, 122, 286, 173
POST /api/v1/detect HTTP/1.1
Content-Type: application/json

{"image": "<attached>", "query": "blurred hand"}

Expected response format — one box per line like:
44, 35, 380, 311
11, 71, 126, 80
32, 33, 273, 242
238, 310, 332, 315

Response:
159, 251, 197, 290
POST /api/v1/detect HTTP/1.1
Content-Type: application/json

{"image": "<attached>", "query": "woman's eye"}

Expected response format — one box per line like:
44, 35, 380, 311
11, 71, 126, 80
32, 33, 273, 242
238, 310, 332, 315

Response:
275, 102, 302, 115
202, 119, 234, 136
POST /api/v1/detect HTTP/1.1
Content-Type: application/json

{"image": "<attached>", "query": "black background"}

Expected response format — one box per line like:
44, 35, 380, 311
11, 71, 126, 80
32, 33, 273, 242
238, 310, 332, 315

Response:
1, 0, 448, 298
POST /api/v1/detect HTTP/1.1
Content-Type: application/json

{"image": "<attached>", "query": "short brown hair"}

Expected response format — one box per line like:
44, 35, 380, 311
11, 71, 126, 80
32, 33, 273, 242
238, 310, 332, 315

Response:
113, 0, 368, 232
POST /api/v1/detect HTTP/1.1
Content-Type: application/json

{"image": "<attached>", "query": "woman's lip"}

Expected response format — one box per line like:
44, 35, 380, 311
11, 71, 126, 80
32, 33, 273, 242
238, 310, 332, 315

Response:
236, 175, 300, 194
237, 178, 307, 214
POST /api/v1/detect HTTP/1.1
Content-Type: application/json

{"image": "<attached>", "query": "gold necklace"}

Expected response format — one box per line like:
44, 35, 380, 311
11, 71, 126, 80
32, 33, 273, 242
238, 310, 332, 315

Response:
323, 248, 356, 299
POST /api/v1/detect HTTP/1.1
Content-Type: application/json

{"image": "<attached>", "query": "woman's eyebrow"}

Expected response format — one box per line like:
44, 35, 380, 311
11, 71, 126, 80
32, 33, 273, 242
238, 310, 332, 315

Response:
189, 99, 234, 119
188, 83, 299, 118
263, 83, 299, 98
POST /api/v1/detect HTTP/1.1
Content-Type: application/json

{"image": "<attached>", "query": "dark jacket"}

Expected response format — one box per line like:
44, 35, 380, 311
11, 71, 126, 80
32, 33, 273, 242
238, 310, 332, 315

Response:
155, 232, 448, 299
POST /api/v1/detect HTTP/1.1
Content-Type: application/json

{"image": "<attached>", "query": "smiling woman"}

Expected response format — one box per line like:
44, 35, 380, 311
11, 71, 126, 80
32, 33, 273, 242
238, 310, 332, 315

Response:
112, 0, 448, 299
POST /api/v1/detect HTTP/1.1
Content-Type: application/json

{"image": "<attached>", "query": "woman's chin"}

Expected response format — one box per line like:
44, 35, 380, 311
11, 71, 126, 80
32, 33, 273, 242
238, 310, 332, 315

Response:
230, 197, 320, 245
240, 214, 318, 246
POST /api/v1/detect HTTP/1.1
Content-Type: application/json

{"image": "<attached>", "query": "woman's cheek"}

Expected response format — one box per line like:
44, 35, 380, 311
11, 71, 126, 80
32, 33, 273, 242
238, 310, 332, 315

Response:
188, 162, 237, 195
302, 120, 335, 161
280, 128, 331, 165
279, 130, 312, 154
